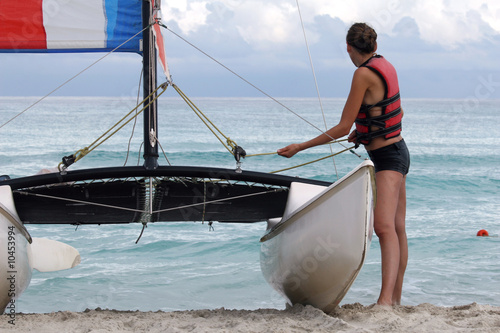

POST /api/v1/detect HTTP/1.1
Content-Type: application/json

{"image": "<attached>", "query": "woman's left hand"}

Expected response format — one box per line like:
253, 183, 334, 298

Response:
347, 130, 357, 143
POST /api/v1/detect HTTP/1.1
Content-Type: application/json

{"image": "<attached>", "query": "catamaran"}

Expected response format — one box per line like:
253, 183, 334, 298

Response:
0, 0, 375, 313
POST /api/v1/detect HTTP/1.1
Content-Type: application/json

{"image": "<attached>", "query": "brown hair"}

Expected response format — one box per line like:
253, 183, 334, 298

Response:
346, 23, 377, 54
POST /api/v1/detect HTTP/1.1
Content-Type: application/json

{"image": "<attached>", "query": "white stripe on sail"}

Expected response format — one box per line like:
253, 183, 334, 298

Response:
43, 0, 107, 49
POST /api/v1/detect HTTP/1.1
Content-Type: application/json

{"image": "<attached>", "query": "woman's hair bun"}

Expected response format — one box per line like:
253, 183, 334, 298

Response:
346, 23, 377, 54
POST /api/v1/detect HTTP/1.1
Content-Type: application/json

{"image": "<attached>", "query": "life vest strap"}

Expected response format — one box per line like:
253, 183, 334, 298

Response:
355, 122, 402, 145
355, 107, 402, 129
360, 92, 400, 113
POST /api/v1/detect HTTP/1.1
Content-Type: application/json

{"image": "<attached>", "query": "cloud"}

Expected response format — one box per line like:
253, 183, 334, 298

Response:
398, 1, 500, 48
2, 1, 499, 98
233, 2, 301, 49
162, 0, 500, 49
154, 0, 500, 100
162, 0, 211, 34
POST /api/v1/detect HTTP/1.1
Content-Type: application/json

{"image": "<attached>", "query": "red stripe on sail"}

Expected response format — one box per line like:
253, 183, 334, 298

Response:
0, 0, 47, 50
153, 23, 168, 76
151, 0, 169, 79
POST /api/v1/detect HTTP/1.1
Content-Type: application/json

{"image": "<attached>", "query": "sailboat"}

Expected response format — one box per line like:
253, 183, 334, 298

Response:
0, 0, 375, 312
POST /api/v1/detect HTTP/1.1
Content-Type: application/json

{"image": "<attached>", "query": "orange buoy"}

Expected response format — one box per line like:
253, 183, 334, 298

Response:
477, 229, 489, 237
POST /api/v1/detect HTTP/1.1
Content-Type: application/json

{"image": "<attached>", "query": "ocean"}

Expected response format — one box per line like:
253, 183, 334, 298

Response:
1, 96, 499, 313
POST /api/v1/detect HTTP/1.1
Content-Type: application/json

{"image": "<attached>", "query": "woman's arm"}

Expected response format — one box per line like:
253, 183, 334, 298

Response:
277, 68, 371, 158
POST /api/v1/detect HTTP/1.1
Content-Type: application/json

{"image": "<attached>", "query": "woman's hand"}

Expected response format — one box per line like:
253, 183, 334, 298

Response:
347, 130, 357, 143
277, 143, 301, 158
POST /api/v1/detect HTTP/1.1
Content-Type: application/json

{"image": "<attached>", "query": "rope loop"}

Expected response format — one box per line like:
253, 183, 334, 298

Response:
74, 147, 90, 161
226, 137, 237, 150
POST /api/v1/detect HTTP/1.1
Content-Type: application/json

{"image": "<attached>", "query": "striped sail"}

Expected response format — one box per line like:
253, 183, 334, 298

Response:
0, 0, 143, 53
0, 0, 170, 79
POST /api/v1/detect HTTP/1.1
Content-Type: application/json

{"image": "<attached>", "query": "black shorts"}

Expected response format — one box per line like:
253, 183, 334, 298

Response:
367, 139, 410, 175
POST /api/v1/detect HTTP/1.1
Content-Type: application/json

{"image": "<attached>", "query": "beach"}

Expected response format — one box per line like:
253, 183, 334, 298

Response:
2, 303, 500, 332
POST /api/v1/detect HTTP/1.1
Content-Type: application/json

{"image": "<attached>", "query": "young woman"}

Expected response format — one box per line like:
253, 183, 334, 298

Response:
277, 22, 410, 306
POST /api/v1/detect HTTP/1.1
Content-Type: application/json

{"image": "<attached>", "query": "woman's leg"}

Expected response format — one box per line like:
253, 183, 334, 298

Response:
373, 170, 405, 305
392, 176, 408, 305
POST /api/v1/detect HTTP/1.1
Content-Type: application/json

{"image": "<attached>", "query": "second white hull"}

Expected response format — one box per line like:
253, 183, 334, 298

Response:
260, 160, 375, 312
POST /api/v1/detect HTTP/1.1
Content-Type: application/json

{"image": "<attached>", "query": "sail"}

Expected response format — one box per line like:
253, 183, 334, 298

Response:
0, 0, 143, 53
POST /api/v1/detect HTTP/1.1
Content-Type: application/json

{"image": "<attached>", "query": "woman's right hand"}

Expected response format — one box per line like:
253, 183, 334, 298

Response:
277, 143, 301, 158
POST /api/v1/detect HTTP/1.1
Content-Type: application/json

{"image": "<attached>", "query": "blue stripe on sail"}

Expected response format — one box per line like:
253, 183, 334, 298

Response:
105, 0, 118, 43
105, 0, 143, 53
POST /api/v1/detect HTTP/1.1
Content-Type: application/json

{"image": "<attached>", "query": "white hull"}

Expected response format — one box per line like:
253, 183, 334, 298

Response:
0, 185, 81, 314
0, 186, 33, 313
260, 160, 375, 312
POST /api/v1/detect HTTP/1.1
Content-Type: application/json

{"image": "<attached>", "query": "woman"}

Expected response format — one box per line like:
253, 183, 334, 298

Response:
277, 22, 410, 306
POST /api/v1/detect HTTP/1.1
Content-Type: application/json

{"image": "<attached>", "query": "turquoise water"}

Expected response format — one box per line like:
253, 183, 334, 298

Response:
1, 96, 499, 313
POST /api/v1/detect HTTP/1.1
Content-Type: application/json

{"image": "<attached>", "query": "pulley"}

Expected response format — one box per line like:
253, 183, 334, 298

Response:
59, 154, 76, 173
233, 145, 246, 173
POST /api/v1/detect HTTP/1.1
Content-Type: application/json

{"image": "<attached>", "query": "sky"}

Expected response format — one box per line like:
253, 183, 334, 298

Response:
1, 0, 500, 99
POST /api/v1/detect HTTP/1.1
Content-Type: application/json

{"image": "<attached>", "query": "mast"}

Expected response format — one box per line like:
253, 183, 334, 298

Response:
142, 0, 159, 170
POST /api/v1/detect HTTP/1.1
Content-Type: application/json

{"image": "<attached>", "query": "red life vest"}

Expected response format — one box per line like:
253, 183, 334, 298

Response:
355, 55, 402, 146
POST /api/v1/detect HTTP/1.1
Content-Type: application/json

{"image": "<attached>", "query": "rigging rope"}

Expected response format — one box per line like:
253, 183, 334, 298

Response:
170, 72, 356, 176
296, 0, 327, 130
269, 146, 355, 174
296, 0, 339, 179
172, 81, 353, 175
147, 20, 159, 150
124, 68, 143, 167
153, 188, 284, 215
163, 23, 362, 169
59, 82, 169, 171
15, 186, 284, 217
173, 83, 239, 156
245, 139, 348, 158
162, 24, 335, 141
149, 129, 172, 166
16, 191, 144, 214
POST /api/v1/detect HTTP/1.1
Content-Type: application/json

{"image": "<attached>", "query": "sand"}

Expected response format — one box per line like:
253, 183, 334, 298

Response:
2, 303, 500, 332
